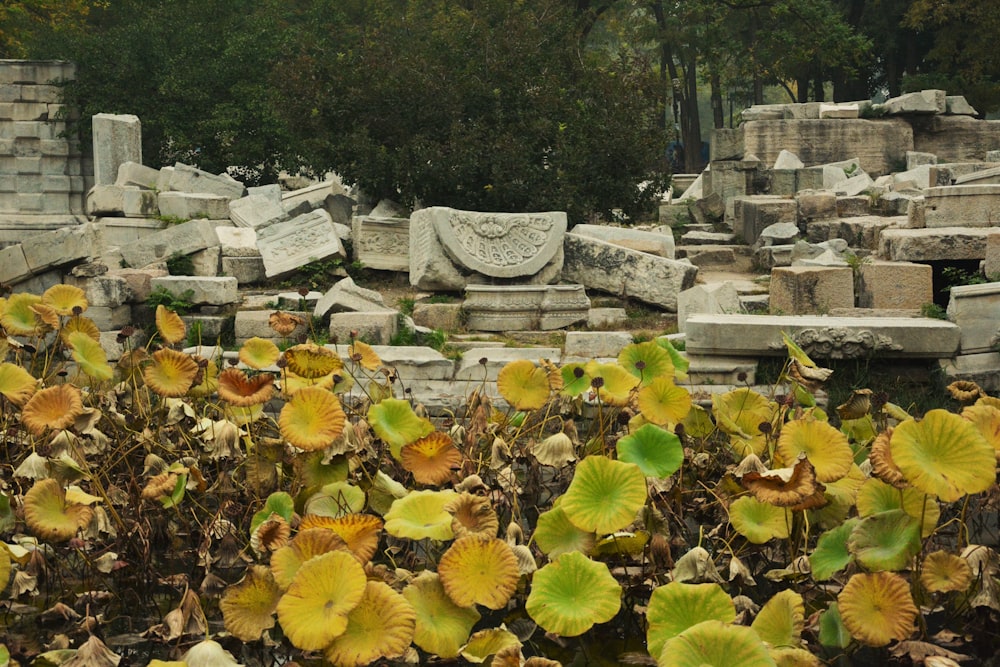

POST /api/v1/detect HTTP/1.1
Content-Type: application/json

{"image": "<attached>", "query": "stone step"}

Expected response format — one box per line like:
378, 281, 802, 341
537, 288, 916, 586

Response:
680, 231, 738, 245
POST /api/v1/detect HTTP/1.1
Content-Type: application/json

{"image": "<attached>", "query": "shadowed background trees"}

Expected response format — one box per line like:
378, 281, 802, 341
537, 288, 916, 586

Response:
9, 0, 1000, 222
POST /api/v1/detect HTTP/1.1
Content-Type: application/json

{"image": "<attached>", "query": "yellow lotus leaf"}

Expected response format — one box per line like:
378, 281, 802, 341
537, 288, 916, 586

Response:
637, 376, 692, 426
713, 387, 773, 438
367, 398, 435, 459
856, 477, 939, 538
962, 403, 1000, 460
920, 550, 973, 593
869, 428, 907, 489
0, 544, 9, 594
836, 388, 873, 421
299, 513, 383, 564
21, 384, 83, 436
741, 457, 821, 508
187, 357, 220, 398
42, 284, 87, 316
526, 551, 621, 637
280, 368, 347, 397
250, 515, 292, 554
30, 303, 59, 330
459, 627, 521, 663
890, 409, 996, 502
217, 368, 274, 406
751, 589, 805, 649
23, 478, 94, 543
584, 361, 640, 406
401, 431, 462, 485
497, 359, 551, 411
1, 293, 43, 335
347, 340, 382, 371
219, 564, 281, 641
275, 550, 367, 650
384, 489, 458, 541
403, 571, 481, 658
445, 492, 500, 539
227, 404, 264, 427
646, 582, 735, 658
659, 620, 776, 667
560, 456, 647, 535
144, 348, 199, 397
729, 495, 790, 544
618, 340, 674, 385
155, 304, 186, 344
324, 580, 416, 666
67, 330, 114, 382
270, 528, 348, 590
837, 572, 917, 647
0, 361, 36, 405
269, 310, 306, 337
61, 315, 100, 344
776, 417, 852, 483
439, 536, 520, 609
809, 464, 866, 530
239, 337, 281, 369
278, 386, 346, 450
283, 343, 342, 379
948, 380, 983, 402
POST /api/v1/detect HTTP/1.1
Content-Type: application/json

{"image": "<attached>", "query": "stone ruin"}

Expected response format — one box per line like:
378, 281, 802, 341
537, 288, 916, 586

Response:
4, 58, 1000, 408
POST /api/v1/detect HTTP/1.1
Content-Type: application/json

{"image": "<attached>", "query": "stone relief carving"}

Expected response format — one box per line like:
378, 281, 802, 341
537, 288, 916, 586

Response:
769, 327, 903, 359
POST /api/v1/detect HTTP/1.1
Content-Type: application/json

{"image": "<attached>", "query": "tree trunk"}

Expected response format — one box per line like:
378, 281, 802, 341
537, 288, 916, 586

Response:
711, 71, 723, 129
682, 52, 703, 172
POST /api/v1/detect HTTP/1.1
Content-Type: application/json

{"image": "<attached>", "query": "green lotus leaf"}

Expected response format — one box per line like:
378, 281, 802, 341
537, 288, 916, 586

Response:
618, 340, 673, 385
682, 404, 715, 438
890, 409, 996, 502
304, 481, 365, 519
656, 336, 690, 380
637, 377, 692, 426
251, 491, 295, 535
817, 602, 851, 649
809, 519, 860, 580
616, 423, 684, 478
729, 495, 790, 544
659, 620, 776, 667
383, 489, 457, 541
781, 330, 817, 368
296, 451, 349, 493
525, 551, 622, 637
751, 589, 805, 649
646, 582, 736, 659
808, 464, 864, 530
1, 293, 42, 336
403, 571, 480, 659
560, 456, 647, 535
847, 509, 921, 572
560, 362, 592, 397
856, 477, 939, 538
367, 398, 435, 459
533, 503, 595, 558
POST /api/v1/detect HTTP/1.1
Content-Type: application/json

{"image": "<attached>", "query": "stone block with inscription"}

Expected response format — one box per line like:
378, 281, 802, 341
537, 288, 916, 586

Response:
352, 215, 410, 271
463, 284, 590, 331
256, 209, 346, 279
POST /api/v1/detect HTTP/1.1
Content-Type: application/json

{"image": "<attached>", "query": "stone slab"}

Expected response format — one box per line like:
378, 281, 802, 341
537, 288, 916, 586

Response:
806, 216, 903, 249
158, 191, 230, 220
352, 216, 410, 271
234, 309, 310, 343
685, 314, 960, 359
454, 347, 562, 381
118, 218, 222, 269
216, 226, 260, 257
332, 344, 455, 381
87, 185, 159, 217
65, 274, 133, 308
150, 276, 238, 306
221, 256, 266, 284
20, 223, 97, 272
108, 267, 168, 302
947, 282, 1000, 354
878, 227, 997, 262
87, 304, 132, 331
462, 284, 589, 331
92, 113, 141, 186
561, 233, 698, 312
677, 282, 741, 334
769, 266, 854, 315
587, 308, 627, 328
256, 209, 346, 279
0, 243, 31, 284
571, 224, 675, 259
938, 353, 1000, 393
911, 116, 1000, 163
882, 90, 945, 115
115, 161, 160, 189
923, 184, 1000, 227
314, 276, 393, 317
735, 196, 797, 244
168, 162, 245, 200
856, 260, 933, 310
563, 331, 633, 359
328, 311, 399, 346
228, 194, 289, 230
412, 303, 463, 331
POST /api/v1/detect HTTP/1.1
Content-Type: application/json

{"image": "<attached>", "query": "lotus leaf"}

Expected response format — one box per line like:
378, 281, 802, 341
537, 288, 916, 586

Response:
283, 343, 342, 379
346, 340, 382, 371
809, 519, 859, 580
445, 492, 500, 539
295, 451, 349, 490
526, 551, 621, 636
299, 513, 382, 563
920, 550, 973, 593
741, 457, 820, 507
439, 536, 520, 609
279, 386, 346, 451
869, 428, 907, 489
303, 481, 365, 519
646, 581, 736, 658
275, 550, 366, 650
218, 368, 274, 406
219, 565, 281, 641
656, 336, 690, 378
0, 362, 36, 405
560, 456, 646, 535
0, 542, 10, 593
154, 304, 186, 344
591, 531, 649, 557
182, 639, 243, 667
403, 571, 481, 658
384, 489, 457, 541
42, 283, 87, 316
532, 504, 595, 557
250, 515, 291, 554
496, 359, 551, 411
21, 384, 83, 436
270, 528, 348, 590
848, 509, 921, 571
269, 310, 305, 337
459, 627, 521, 664
776, 417, 852, 483
368, 398, 436, 459
682, 404, 715, 438
769, 647, 821, 666
250, 492, 295, 535
807, 463, 865, 530
1, 293, 42, 335
583, 361, 640, 406
67, 331, 114, 382
239, 337, 281, 369
817, 602, 851, 649
616, 423, 683, 478
559, 362, 591, 397
324, 580, 416, 666
24, 478, 93, 543
187, 357, 220, 398
837, 571, 917, 646
618, 340, 673, 385
144, 348, 199, 397
729, 495, 790, 543
751, 589, 805, 649
962, 403, 1000, 460
530, 432, 577, 467
637, 376, 692, 426
857, 478, 939, 538
713, 388, 773, 457
658, 620, 776, 667
401, 431, 462, 485
890, 409, 996, 502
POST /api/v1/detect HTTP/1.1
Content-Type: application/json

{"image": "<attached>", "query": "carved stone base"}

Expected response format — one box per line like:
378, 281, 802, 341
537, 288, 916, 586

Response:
352, 215, 409, 271
463, 284, 589, 331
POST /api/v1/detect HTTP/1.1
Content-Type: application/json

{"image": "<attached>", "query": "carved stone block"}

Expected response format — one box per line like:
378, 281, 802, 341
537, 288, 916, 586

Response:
352, 215, 410, 271
462, 284, 589, 331
256, 209, 346, 278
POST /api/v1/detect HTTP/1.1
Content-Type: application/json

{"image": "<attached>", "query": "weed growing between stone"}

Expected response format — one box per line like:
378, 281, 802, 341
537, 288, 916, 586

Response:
1, 285, 999, 665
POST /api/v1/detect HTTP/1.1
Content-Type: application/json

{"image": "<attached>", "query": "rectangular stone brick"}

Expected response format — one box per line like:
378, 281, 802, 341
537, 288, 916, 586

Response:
769, 266, 854, 315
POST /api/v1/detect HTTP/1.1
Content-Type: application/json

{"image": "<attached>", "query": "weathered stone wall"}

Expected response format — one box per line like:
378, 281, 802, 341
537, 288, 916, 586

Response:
910, 116, 1000, 163
0, 60, 88, 241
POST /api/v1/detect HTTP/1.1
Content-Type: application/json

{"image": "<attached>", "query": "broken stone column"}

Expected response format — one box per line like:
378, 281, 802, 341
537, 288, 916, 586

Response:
92, 113, 142, 186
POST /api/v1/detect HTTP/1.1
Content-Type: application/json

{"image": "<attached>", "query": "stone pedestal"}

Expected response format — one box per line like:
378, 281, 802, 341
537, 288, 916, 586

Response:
462, 284, 589, 331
